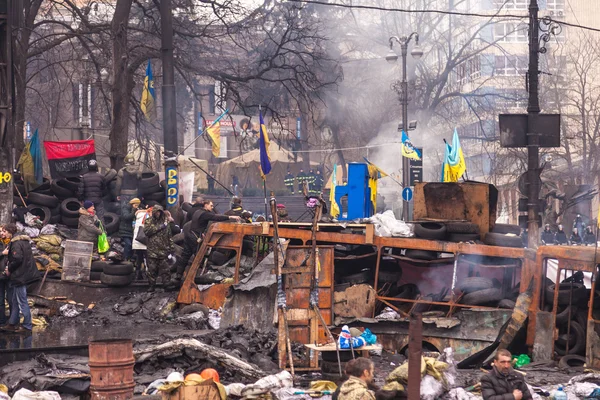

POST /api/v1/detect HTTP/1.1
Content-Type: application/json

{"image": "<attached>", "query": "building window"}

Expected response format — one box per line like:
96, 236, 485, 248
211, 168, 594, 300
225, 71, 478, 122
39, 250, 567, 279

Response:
547, 0, 565, 11
495, 55, 528, 76
496, 89, 528, 109
494, 0, 527, 9
494, 22, 528, 43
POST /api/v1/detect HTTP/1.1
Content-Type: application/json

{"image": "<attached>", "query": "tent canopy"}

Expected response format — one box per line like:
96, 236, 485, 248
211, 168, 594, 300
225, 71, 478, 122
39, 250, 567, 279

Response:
216, 148, 319, 191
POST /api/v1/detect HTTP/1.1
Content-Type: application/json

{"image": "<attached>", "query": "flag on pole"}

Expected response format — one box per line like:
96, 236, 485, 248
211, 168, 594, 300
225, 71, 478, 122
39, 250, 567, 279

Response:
17, 129, 43, 192
30, 129, 43, 185
401, 131, 422, 160
441, 128, 467, 182
140, 60, 156, 122
206, 122, 221, 157
330, 164, 340, 219
259, 111, 271, 178
363, 157, 389, 178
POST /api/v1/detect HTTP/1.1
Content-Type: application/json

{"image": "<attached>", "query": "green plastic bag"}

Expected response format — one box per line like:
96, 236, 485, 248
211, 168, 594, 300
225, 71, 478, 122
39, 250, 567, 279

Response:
512, 354, 531, 369
97, 223, 109, 254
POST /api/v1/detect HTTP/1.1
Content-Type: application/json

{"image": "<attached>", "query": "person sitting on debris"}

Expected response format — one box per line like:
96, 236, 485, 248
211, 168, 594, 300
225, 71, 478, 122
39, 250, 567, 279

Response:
541, 224, 554, 245
143, 205, 175, 292
79, 159, 106, 220
570, 227, 583, 245
78, 200, 103, 252
1, 223, 40, 333
584, 226, 597, 246
337, 357, 376, 400
554, 225, 568, 245
481, 349, 532, 400
225, 197, 253, 223
119, 198, 140, 261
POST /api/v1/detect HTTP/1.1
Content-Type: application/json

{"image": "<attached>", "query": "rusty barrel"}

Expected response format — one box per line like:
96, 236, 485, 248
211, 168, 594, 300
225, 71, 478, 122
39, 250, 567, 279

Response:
89, 339, 135, 400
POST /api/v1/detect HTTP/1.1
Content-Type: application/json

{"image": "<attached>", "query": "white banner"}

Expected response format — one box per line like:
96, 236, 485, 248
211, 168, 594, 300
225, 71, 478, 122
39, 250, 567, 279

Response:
159, 171, 195, 204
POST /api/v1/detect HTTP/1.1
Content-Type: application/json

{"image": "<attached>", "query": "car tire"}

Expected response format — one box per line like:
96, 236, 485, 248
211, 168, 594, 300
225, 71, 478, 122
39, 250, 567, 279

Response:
483, 232, 524, 248
105, 202, 121, 214
90, 271, 102, 281
31, 178, 51, 192
414, 222, 447, 240
139, 172, 160, 189
339, 270, 372, 285
491, 223, 521, 235
27, 192, 59, 208
59, 177, 81, 192
445, 222, 480, 234
545, 283, 587, 306
27, 205, 52, 225
395, 283, 420, 300
321, 350, 357, 362
13, 196, 26, 207
404, 249, 438, 261
555, 305, 578, 325
13, 183, 26, 196
60, 198, 81, 218
558, 355, 586, 369
100, 272, 133, 287
103, 212, 120, 235
145, 190, 165, 201
91, 261, 107, 272
448, 233, 480, 243
554, 321, 585, 356
51, 180, 76, 198
61, 215, 80, 228
104, 169, 117, 182
462, 288, 503, 305
103, 262, 134, 276
458, 277, 495, 294
377, 269, 403, 284
320, 360, 347, 374
498, 299, 516, 309
49, 215, 61, 225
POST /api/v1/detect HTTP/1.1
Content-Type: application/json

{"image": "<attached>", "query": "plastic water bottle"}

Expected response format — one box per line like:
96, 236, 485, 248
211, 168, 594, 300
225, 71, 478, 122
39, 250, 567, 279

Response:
553, 386, 567, 400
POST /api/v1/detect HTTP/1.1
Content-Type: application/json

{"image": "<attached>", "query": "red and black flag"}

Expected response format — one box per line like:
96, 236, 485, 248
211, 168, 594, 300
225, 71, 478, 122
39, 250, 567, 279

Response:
44, 140, 96, 179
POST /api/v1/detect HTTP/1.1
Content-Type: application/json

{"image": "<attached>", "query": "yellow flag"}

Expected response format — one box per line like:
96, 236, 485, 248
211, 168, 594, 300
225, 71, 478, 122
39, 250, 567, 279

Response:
140, 61, 156, 122
441, 129, 467, 182
330, 164, 340, 218
206, 122, 221, 157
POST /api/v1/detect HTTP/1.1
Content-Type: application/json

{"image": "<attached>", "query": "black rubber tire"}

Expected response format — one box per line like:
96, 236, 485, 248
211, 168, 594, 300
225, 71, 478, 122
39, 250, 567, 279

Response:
182, 202, 194, 213
404, 249, 438, 261
483, 232, 524, 248
60, 198, 81, 217
448, 233, 480, 243
558, 355, 586, 369
555, 305, 578, 325
145, 190, 165, 201
51, 180, 76, 198
555, 321, 585, 356
13, 196, 26, 207
91, 261, 107, 272
139, 184, 162, 197
61, 215, 80, 228
414, 222, 447, 240
378, 269, 403, 283
90, 271, 102, 281
104, 169, 117, 182
339, 270, 372, 285
320, 360, 347, 374
395, 283, 420, 300
545, 283, 588, 306
446, 222, 480, 234
27, 204, 52, 225
31, 179, 51, 192
49, 215, 61, 224
160, 180, 167, 190
139, 172, 160, 189
27, 192, 59, 208
103, 262, 134, 276
458, 277, 494, 294
462, 288, 503, 305
103, 212, 120, 235
50, 205, 60, 216
321, 350, 358, 362
492, 223, 522, 235
173, 232, 185, 245
61, 177, 82, 192
13, 183, 26, 196
100, 272, 133, 287
105, 202, 121, 214
498, 299, 516, 309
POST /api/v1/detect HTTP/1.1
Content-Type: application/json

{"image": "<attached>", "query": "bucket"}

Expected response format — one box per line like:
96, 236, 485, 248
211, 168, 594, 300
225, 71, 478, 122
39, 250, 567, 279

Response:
89, 339, 135, 400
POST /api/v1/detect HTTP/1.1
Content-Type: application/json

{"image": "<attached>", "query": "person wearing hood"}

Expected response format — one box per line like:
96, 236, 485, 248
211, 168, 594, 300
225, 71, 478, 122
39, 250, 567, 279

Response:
116, 154, 143, 210
79, 159, 106, 220
554, 225, 568, 245
570, 227, 583, 245
1, 223, 40, 333
584, 226, 597, 245
337, 358, 376, 400
541, 224, 554, 245
481, 349, 532, 400
225, 197, 252, 223
78, 201, 103, 251
143, 205, 174, 292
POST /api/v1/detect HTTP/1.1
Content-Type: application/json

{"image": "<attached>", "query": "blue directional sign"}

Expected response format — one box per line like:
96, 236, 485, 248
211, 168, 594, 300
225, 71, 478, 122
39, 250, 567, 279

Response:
402, 187, 413, 202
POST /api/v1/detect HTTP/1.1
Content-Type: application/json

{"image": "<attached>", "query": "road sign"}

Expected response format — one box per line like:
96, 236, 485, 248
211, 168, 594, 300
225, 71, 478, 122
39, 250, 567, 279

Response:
409, 147, 423, 186
402, 187, 413, 202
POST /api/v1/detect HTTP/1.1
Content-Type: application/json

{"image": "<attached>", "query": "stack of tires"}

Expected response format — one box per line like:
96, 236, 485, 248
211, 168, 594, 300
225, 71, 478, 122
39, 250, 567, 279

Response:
139, 172, 166, 207
458, 277, 503, 307
59, 198, 82, 228
445, 222, 481, 243
483, 223, 523, 248
544, 282, 588, 357
23, 179, 61, 225
103, 169, 120, 215
49, 177, 82, 226
91, 260, 134, 286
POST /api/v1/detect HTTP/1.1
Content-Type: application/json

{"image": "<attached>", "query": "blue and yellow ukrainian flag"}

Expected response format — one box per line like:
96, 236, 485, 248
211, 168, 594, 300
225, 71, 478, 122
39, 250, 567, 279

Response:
441, 128, 467, 182
140, 60, 156, 122
401, 131, 422, 160
259, 111, 271, 178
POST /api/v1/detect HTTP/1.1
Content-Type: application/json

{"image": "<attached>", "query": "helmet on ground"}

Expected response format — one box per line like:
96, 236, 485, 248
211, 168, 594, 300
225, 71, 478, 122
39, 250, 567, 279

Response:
200, 368, 220, 383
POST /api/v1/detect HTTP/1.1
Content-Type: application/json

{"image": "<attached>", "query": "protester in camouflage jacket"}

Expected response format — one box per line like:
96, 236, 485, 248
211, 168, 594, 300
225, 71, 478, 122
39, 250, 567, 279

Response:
143, 205, 174, 291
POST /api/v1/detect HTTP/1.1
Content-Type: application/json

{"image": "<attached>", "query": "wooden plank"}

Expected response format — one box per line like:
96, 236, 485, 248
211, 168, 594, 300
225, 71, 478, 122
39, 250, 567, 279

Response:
365, 224, 374, 244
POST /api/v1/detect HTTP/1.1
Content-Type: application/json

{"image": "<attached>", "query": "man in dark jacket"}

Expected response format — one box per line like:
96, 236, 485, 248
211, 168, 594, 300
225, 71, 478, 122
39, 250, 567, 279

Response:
1, 224, 40, 332
119, 198, 140, 260
116, 154, 143, 212
554, 225, 568, 245
194, 200, 241, 235
284, 170, 295, 195
143, 205, 175, 292
584, 226, 597, 245
225, 197, 252, 223
80, 159, 106, 220
481, 349, 532, 400
541, 224, 554, 245
0, 229, 10, 326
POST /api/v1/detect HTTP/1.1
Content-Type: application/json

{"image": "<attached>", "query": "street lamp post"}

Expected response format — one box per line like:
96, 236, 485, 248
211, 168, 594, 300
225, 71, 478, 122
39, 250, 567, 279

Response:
386, 33, 423, 221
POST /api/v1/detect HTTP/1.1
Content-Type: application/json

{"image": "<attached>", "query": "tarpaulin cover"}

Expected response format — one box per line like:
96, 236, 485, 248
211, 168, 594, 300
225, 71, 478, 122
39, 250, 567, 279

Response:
43, 140, 96, 178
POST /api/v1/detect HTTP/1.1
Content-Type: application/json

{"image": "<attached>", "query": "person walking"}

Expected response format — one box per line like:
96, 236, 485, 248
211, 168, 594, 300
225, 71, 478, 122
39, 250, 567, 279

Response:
313, 169, 324, 195
79, 159, 106, 220
77, 201, 103, 253
119, 198, 140, 260
143, 205, 174, 292
132, 205, 150, 280
1, 224, 40, 333
481, 349, 532, 400
307, 169, 317, 195
284, 170, 295, 195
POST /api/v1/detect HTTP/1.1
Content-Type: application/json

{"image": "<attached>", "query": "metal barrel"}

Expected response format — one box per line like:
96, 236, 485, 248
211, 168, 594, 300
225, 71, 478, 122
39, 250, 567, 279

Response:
88, 339, 135, 400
